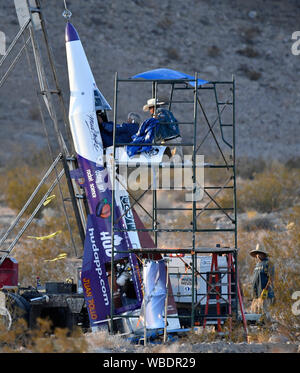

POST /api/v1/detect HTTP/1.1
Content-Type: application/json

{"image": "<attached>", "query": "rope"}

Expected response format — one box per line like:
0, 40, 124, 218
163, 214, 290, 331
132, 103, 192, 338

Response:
62, 0, 72, 20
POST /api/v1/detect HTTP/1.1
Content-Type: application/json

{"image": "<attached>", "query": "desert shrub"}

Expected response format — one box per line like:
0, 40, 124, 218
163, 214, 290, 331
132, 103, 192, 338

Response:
236, 157, 266, 180
269, 274, 300, 342
157, 16, 173, 30
246, 326, 273, 344
215, 188, 234, 209
237, 164, 300, 213
204, 166, 231, 185
25, 149, 55, 169
285, 157, 300, 169
177, 327, 222, 344
238, 172, 283, 213
0, 318, 87, 352
14, 207, 83, 287
275, 166, 300, 207
166, 47, 180, 60
240, 216, 275, 232
247, 70, 262, 81
16, 239, 70, 287
28, 107, 40, 121
238, 64, 261, 81
236, 47, 260, 58
207, 45, 221, 57
1, 150, 66, 216
3, 164, 49, 216
241, 26, 261, 44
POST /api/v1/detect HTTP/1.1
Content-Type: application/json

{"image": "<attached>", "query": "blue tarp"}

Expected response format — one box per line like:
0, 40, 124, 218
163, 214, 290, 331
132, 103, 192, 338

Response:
99, 121, 139, 148
127, 117, 158, 157
130, 68, 208, 87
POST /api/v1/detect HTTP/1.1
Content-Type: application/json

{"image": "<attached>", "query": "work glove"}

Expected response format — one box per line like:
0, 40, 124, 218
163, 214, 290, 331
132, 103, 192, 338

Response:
260, 289, 268, 299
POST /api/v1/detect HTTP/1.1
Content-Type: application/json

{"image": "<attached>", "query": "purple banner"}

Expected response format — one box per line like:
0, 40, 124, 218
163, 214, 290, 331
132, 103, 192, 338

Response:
77, 155, 143, 326
81, 215, 111, 325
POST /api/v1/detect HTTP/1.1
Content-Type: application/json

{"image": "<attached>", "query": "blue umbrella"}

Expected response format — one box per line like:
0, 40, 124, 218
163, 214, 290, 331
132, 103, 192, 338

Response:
131, 68, 208, 87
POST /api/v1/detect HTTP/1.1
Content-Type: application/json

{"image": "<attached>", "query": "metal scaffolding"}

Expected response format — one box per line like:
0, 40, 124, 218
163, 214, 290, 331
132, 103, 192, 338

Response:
109, 73, 246, 337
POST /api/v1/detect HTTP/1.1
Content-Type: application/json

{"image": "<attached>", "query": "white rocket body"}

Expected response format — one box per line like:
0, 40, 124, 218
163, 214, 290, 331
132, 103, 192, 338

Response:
65, 20, 142, 273
65, 22, 111, 164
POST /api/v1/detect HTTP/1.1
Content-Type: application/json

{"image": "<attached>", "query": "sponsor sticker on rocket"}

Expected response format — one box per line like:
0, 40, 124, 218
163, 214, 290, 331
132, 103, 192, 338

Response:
96, 198, 111, 219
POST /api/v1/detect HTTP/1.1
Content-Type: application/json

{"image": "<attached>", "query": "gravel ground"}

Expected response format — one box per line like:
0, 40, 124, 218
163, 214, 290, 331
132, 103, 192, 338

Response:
84, 330, 300, 353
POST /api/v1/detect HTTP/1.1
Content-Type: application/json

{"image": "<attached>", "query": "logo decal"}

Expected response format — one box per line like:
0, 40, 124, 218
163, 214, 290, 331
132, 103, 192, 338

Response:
120, 195, 136, 231
96, 198, 111, 218
145, 147, 159, 157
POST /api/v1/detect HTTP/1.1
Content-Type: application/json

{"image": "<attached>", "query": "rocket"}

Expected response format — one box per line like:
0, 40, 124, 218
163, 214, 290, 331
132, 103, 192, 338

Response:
65, 21, 182, 332
65, 22, 143, 328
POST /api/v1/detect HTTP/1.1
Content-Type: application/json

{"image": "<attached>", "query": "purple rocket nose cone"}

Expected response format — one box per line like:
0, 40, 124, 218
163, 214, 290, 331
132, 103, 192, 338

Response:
65, 22, 80, 42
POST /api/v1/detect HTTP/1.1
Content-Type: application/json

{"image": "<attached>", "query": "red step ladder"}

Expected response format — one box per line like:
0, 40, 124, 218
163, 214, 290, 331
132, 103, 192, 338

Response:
203, 253, 248, 337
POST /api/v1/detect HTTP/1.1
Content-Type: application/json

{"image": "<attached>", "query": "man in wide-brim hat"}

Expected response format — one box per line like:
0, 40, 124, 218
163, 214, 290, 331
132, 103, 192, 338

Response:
250, 244, 269, 259
142, 97, 183, 159
142, 98, 166, 112
250, 244, 275, 319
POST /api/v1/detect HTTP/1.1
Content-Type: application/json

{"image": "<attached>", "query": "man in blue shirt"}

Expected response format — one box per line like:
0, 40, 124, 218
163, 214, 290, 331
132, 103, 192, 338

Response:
250, 244, 275, 319
97, 111, 140, 148
143, 98, 183, 159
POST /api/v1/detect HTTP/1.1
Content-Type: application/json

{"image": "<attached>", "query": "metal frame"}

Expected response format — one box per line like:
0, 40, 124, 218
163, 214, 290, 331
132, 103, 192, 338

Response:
0, 0, 88, 261
110, 73, 240, 335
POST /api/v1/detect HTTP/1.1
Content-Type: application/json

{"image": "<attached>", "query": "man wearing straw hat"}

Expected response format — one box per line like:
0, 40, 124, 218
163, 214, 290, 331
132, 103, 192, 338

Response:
250, 243, 275, 318
143, 98, 183, 159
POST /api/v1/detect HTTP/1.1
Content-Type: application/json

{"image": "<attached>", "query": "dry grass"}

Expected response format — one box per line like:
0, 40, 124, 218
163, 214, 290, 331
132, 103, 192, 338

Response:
0, 318, 87, 352
238, 172, 282, 212
2, 164, 49, 216
215, 162, 300, 214
85, 330, 136, 352
240, 215, 275, 232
